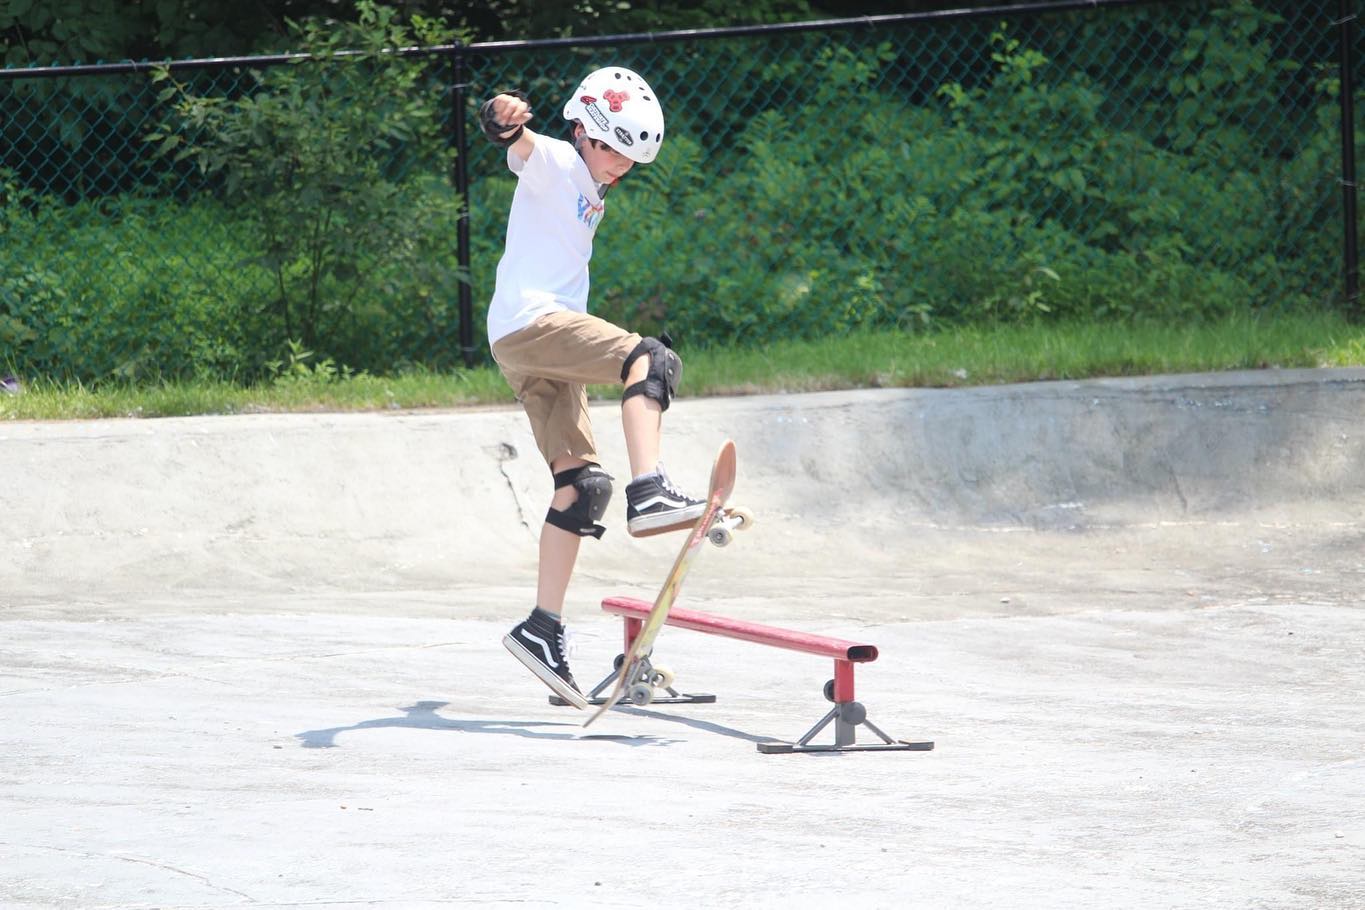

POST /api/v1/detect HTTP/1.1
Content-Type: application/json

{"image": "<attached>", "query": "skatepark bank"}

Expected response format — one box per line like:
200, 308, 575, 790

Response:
6, 367, 1365, 615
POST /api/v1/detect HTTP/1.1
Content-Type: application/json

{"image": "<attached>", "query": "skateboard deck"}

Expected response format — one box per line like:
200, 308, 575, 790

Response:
583, 439, 738, 727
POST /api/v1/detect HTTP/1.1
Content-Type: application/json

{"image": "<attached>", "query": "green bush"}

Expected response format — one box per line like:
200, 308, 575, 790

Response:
0, 188, 250, 381
0, 178, 466, 382
147, 0, 463, 370
539, 20, 1340, 349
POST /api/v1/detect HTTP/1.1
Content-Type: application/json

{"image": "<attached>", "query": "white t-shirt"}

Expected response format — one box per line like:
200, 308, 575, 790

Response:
486, 135, 606, 346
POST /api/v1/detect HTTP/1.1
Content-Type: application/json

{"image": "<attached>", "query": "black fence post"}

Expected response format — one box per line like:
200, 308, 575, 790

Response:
451, 42, 478, 368
1341, 0, 1360, 318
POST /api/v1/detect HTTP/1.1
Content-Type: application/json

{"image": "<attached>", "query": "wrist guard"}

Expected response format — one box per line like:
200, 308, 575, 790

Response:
479, 90, 529, 147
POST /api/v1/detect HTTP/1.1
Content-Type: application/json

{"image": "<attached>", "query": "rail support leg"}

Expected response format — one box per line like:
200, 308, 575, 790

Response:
757, 659, 935, 755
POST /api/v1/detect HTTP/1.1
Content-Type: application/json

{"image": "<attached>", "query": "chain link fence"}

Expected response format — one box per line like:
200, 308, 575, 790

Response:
0, 0, 1358, 383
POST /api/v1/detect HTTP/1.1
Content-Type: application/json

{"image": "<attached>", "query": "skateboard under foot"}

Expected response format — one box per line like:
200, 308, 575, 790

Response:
583, 439, 745, 726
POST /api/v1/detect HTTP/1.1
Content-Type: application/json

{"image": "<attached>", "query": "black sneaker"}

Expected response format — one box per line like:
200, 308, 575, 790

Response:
502, 608, 587, 709
625, 465, 707, 536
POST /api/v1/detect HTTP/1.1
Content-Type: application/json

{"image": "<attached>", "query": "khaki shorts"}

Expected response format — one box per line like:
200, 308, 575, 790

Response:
492, 311, 641, 467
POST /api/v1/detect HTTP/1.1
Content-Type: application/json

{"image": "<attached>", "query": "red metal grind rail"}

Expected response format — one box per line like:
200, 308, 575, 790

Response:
600, 596, 934, 754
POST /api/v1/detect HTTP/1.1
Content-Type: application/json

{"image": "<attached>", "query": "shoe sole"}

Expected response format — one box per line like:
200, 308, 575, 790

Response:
627, 503, 708, 537
502, 634, 589, 709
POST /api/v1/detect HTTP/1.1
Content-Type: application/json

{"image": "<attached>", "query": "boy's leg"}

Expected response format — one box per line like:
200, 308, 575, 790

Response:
616, 335, 706, 535
537, 453, 588, 615
497, 312, 705, 536
502, 462, 594, 708
501, 467, 591, 708
621, 355, 660, 478
490, 357, 600, 708
494, 308, 704, 550
494, 311, 662, 476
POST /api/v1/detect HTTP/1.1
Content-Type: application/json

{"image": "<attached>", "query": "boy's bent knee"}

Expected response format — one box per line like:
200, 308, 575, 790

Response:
620, 336, 682, 412
545, 463, 614, 539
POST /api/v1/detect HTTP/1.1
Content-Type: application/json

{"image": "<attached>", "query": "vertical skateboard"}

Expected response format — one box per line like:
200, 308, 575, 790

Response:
583, 439, 746, 727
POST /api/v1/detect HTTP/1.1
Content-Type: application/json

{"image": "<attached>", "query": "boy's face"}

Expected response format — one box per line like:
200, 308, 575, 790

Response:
576, 125, 634, 185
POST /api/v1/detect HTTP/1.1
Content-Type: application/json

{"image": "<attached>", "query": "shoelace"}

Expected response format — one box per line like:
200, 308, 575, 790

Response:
656, 468, 697, 504
558, 626, 579, 660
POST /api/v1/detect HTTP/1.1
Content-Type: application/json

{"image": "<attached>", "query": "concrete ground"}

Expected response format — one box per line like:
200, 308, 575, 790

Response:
3, 369, 1364, 908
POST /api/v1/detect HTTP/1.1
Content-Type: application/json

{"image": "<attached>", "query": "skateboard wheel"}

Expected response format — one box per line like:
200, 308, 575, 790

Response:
651, 666, 676, 689
628, 683, 654, 706
823, 679, 836, 703
707, 524, 733, 547
729, 507, 754, 531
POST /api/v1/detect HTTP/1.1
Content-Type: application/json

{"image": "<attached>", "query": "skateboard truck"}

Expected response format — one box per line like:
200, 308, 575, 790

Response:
707, 506, 752, 547
549, 651, 716, 707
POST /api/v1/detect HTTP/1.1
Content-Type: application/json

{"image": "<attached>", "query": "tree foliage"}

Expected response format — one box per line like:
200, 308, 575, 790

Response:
0, 1, 1350, 383
3, 0, 1064, 64
146, 1, 463, 362
3, 0, 265, 66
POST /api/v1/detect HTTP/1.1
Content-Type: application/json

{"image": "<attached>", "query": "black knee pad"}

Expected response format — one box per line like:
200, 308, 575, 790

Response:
545, 463, 614, 539
620, 335, 683, 412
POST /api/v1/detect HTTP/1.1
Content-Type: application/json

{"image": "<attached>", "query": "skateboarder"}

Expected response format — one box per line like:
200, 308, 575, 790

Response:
479, 67, 706, 707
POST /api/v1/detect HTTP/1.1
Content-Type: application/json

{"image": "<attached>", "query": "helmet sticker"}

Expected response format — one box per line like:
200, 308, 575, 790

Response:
602, 89, 630, 113
613, 126, 635, 147
579, 95, 610, 131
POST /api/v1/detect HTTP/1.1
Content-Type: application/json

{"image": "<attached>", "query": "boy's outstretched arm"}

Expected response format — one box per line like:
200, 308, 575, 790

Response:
480, 91, 536, 162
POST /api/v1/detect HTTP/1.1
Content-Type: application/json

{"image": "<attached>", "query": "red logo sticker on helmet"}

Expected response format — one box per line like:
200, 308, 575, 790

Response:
602, 89, 630, 113
580, 95, 597, 105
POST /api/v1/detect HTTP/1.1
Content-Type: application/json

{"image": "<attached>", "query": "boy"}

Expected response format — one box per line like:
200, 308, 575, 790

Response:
479, 67, 705, 708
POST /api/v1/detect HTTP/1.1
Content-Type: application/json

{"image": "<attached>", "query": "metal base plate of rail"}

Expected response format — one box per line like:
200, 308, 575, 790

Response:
757, 686, 935, 754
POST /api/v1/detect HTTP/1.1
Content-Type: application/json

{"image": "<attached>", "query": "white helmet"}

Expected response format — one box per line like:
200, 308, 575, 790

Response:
562, 66, 664, 164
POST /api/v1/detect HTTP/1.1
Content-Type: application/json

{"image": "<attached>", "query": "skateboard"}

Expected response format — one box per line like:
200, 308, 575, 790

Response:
583, 439, 748, 727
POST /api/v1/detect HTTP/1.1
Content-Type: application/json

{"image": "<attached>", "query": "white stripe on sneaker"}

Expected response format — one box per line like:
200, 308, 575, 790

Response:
518, 629, 558, 668
632, 493, 696, 512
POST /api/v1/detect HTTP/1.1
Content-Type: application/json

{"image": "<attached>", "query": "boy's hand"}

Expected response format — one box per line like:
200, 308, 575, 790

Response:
481, 91, 533, 146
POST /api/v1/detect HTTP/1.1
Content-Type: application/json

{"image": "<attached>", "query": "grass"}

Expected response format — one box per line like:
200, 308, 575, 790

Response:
5, 311, 1365, 421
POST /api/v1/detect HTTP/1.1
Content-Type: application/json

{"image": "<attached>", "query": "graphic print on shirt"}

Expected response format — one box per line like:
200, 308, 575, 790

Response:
576, 193, 604, 229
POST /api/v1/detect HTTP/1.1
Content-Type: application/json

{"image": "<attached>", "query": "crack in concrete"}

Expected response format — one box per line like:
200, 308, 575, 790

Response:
493, 441, 534, 535
1, 842, 255, 900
